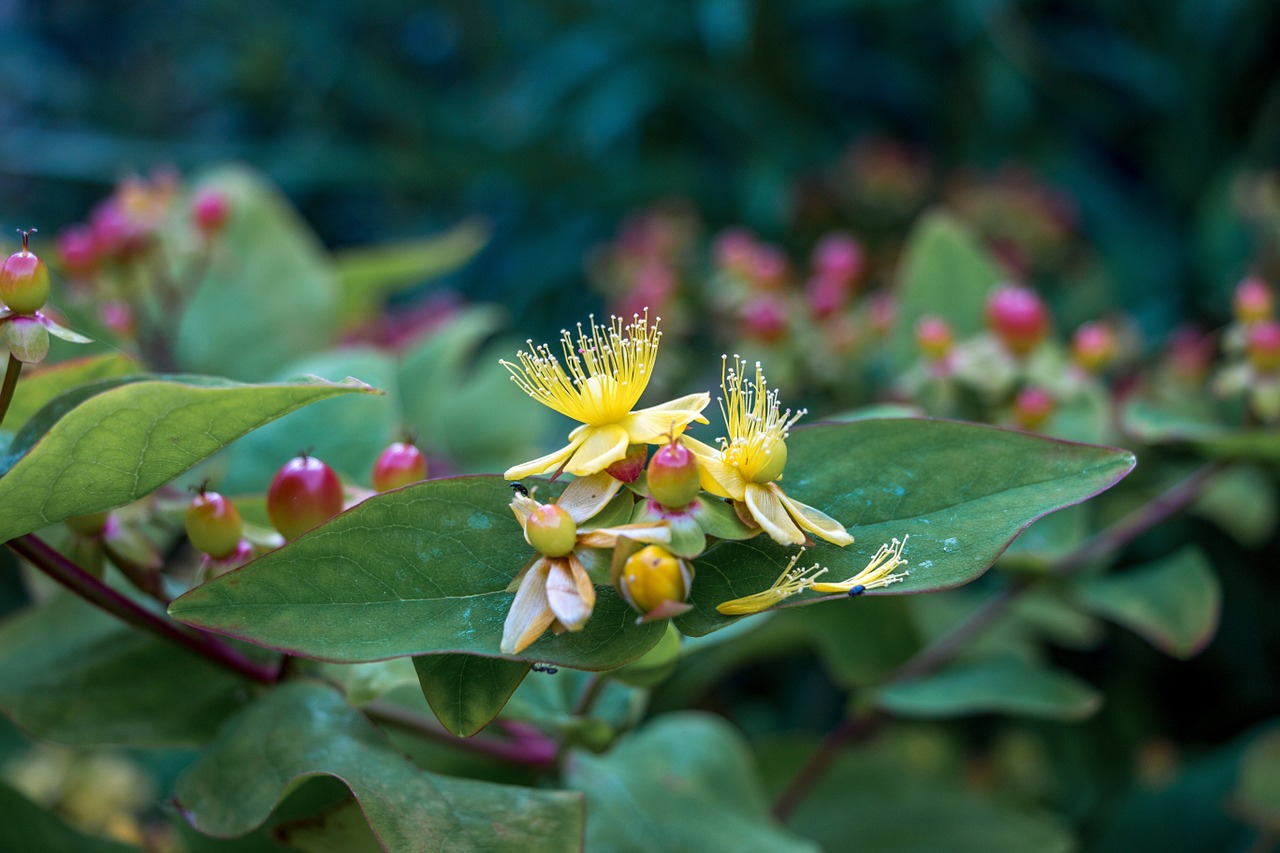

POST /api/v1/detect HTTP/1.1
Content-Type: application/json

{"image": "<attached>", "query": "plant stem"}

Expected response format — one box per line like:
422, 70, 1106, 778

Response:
0, 354, 22, 428
571, 673, 608, 718
364, 699, 559, 769
772, 460, 1226, 823
6, 534, 277, 684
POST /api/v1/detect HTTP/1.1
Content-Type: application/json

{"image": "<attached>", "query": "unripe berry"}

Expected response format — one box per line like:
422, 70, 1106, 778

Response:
371, 441, 428, 492
1013, 386, 1054, 430
605, 443, 648, 484
1071, 321, 1118, 373
267, 454, 344, 541
186, 489, 244, 559
914, 315, 953, 360
1247, 319, 1280, 373
0, 231, 51, 315
647, 438, 700, 509
525, 504, 577, 557
1233, 276, 1273, 324
620, 545, 690, 614
986, 284, 1048, 356
192, 189, 231, 236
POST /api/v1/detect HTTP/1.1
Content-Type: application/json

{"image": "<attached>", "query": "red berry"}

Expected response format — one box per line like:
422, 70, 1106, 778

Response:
186, 490, 244, 559
986, 284, 1048, 356
1, 231, 51, 315
1013, 386, 1054, 430
267, 455, 344, 540
914, 315, 953, 360
1234, 276, 1274, 324
192, 189, 231, 236
1247, 320, 1280, 373
647, 438, 700, 509
371, 441, 428, 492
605, 443, 648, 484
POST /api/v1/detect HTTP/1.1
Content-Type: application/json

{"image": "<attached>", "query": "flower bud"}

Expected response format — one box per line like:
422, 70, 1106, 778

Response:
986, 284, 1048, 356
914, 315, 953, 360
620, 544, 690, 614
1233, 276, 1273, 324
604, 443, 648, 484
267, 454, 344, 541
3, 316, 49, 363
1070, 321, 1117, 373
1247, 319, 1280, 373
0, 232, 51, 315
525, 504, 577, 557
371, 441, 428, 492
647, 438, 700, 509
186, 489, 244, 560
1013, 386, 1054, 430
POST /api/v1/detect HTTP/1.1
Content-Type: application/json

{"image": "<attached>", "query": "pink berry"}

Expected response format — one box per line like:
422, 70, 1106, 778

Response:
987, 284, 1048, 356
605, 443, 648, 484
811, 232, 863, 284
1247, 320, 1280, 373
740, 294, 789, 343
371, 441, 428, 492
57, 225, 99, 278
647, 438, 700, 509
1234, 276, 1274, 324
1071, 321, 1117, 373
0, 231, 50, 315
1013, 386, 1054, 430
914, 315, 953, 360
192, 189, 231, 236
267, 455, 344, 540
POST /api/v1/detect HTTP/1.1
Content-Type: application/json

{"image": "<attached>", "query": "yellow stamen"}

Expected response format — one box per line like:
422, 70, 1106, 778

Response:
501, 312, 661, 426
717, 355, 804, 484
716, 549, 828, 615
810, 536, 910, 595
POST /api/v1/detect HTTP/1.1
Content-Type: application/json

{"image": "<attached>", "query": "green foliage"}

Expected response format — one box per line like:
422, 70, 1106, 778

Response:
0, 780, 138, 853
413, 655, 532, 737
874, 660, 1102, 721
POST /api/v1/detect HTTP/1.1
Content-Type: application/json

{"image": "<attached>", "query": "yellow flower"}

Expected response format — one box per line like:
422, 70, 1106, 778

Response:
502, 312, 710, 480
715, 537, 909, 616
501, 474, 671, 655
687, 356, 853, 547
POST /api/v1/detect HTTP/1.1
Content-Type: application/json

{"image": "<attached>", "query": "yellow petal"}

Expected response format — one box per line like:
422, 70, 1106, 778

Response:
501, 558, 556, 655
744, 483, 805, 546
775, 487, 854, 547
619, 393, 712, 442
545, 556, 596, 630
578, 522, 672, 548
684, 436, 743, 500
504, 433, 586, 480
557, 472, 623, 524
563, 424, 631, 476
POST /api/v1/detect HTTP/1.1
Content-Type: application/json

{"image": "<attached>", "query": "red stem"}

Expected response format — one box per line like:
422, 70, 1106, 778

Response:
0, 354, 22, 428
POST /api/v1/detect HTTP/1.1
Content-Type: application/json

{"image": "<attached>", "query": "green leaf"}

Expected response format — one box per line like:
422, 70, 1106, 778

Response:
888, 212, 1004, 371
775, 743, 1074, 853
273, 799, 384, 853
313, 659, 420, 707
0, 595, 250, 746
0, 780, 140, 853
413, 654, 531, 737
335, 219, 490, 323
176, 166, 340, 381
564, 712, 817, 853
2, 353, 137, 431
176, 681, 582, 851
1232, 729, 1280, 830
1073, 547, 1220, 659
1122, 399, 1280, 459
677, 418, 1135, 636
0, 375, 373, 541
874, 659, 1102, 721
1192, 464, 1277, 547
169, 476, 666, 668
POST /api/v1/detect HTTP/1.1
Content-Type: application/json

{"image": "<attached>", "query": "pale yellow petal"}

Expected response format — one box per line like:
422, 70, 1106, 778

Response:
684, 436, 743, 500
557, 472, 623, 524
744, 483, 805, 546
619, 392, 712, 442
578, 522, 672, 548
775, 486, 854, 547
504, 433, 587, 480
545, 556, 596, 631
500, 558, 556, 655
562, 424, 631, 476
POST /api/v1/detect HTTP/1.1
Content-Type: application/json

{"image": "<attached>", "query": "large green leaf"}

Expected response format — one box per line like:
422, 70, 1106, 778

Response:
564, 712, 817, 853
888, 211, 1004, 371
413, 654, 531, 737
773, 742, 1074, 853
0, 375, 372, 541
175, 681, 582, 852
874, 659, 1102, 721
169, 476, 666, 668
1073, 547, 1220, 660
176, 166, 339, 381
677, 418, 1135, 636
0, 595, 250, 746
0, 780, 139, 853
1, 353, 137, 431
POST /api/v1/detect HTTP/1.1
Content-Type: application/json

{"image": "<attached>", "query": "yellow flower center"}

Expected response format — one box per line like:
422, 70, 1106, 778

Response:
717, 356, 803, 484
501, 312, 661, 426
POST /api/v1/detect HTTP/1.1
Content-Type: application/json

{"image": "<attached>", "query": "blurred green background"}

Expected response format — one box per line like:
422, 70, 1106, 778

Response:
3, 0, 1279, 335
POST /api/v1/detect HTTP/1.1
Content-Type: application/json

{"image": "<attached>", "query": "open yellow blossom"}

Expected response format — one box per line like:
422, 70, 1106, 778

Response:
502, 312, 710, 480
686, 356, 853, 547
716, 537, 909, 616
502, 474, 672, 655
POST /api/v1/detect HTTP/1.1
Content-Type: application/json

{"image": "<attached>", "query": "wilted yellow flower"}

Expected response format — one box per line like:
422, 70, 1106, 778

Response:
501, 474, 671, 655
687, 356, 853, 547
502, 312, 710, 480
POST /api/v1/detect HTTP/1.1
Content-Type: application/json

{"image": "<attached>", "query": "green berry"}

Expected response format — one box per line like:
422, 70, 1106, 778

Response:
186, 489, 244, 559
525, 504, 577, 557
646, 438, 700, 508
0, 231, 51, 315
